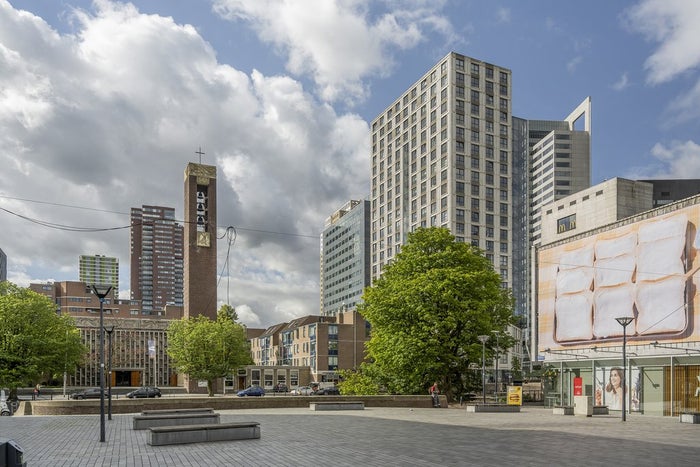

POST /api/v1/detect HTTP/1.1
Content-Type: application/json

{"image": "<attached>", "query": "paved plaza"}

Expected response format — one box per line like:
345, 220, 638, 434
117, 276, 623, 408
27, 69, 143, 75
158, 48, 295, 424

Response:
1, 406, 699, 466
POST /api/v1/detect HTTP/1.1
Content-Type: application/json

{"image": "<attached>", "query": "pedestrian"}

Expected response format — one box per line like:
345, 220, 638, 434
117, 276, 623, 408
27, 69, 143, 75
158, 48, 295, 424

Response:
429, 381, 440, 408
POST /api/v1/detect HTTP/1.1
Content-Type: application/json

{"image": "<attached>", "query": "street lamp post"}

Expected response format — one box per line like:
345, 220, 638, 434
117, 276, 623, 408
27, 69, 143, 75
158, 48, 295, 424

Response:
478, 335, 489, 404
615, 316, 634, 422
104, 326, 114, 421
494, 333, 500, 401
92, 284, 112, 443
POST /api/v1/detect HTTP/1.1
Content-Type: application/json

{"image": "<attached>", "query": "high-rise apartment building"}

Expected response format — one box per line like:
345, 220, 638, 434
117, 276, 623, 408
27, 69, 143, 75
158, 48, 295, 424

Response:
512, 99, 591, 363
370, 52, 513, 283
370, 53, 592, 373
0, 247, 6, 282
79, 254, 119, 297
130, 205, 184, 314
320, 200, 371, 316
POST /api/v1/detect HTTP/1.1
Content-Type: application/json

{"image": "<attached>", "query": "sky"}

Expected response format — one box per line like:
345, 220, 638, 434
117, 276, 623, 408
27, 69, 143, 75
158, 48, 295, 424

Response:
2, 0, 700, 329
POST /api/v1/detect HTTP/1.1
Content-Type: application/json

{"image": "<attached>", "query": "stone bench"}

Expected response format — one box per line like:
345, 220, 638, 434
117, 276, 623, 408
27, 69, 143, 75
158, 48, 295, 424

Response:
553, 406, 574, 415
147, 422, 260, 446
309, 401, 365, 411
134, 412, 220, 430
680, 412, 700, 424
141, 408, 215, 416
466, 404, 520, 413
593, 406, 609, 415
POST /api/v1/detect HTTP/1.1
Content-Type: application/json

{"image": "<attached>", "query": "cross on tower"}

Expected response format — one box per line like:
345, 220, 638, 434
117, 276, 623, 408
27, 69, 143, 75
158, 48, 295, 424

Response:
195, 147, 205, 164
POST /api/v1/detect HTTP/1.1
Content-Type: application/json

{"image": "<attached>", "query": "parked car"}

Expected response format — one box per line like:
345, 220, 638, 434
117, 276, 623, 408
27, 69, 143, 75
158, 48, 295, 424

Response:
290, 386, 314, 396
314, 386, 340, 395
271, 383, 289, 393
237, 385, 265, 397
70, 388, 106, 400
126, 387, 161, 398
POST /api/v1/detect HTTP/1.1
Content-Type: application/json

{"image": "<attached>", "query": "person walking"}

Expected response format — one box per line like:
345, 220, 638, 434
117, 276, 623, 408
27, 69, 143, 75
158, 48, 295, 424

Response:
429, 382, 440, 408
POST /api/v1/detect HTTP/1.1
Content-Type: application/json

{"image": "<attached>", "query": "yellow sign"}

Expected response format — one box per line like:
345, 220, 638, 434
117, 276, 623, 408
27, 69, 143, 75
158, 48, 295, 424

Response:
507, 386, 522, 406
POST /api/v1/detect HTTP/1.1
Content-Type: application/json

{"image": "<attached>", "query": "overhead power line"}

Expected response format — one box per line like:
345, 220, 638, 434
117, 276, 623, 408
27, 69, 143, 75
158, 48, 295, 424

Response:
0, 195, 319, 239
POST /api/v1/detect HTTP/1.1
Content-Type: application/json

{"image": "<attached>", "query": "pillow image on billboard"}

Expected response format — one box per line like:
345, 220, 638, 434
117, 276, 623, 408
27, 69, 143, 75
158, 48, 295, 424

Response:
555, 292, 593, 342
635, 276, 687, 335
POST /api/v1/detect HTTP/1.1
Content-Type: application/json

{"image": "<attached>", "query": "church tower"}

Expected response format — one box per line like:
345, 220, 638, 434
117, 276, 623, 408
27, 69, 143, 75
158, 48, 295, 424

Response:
183, 162, 217, 319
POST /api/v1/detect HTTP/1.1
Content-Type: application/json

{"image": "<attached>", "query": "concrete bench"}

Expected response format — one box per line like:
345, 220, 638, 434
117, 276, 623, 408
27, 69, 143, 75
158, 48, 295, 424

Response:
133, 412, 220, 430
466, 404, 520, 413
147, 422, 260, 446
553, 406, 574, 415
593, 406, 609, 415
680, 412, 700, 424
309, 401, 365, 411
141, 408, 215, 416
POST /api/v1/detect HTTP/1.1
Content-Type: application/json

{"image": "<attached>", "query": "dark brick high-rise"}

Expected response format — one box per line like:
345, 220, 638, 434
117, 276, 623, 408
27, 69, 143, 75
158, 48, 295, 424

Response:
183, 162, 217, 320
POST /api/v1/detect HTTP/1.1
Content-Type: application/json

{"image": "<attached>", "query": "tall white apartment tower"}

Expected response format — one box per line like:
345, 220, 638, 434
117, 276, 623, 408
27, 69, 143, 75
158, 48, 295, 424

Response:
79, 254, 119, 297
370, 52, 512, 284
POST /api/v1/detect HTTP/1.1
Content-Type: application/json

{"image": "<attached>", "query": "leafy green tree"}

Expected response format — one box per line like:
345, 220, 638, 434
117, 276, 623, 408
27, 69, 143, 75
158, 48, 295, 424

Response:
0, 282, 86, 392
167, 307, 252, 396
358, 227, 515, 401
338, 365, 382, 395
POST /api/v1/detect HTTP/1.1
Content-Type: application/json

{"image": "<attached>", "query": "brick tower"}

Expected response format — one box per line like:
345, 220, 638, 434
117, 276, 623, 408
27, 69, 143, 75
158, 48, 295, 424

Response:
183, 162, 217, 320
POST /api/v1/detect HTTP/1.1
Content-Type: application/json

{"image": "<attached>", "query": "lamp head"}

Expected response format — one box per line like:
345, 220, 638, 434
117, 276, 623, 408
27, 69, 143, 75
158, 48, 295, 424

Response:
92, 284, 113, 299
615, 316, 634, 327
477, 335, 489, 344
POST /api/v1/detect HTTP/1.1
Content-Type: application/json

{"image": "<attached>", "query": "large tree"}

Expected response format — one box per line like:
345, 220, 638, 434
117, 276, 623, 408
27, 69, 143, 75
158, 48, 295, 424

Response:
358, 227, 515, 400
167, 307, 252, 396
0, 282, 86, 393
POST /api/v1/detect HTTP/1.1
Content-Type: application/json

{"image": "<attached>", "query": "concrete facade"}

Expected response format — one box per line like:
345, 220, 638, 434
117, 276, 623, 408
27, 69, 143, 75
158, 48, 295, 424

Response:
539, 178, 654, 245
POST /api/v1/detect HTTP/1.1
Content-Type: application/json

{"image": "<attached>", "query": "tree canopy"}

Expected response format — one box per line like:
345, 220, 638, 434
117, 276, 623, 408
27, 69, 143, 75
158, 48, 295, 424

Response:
0, 282, 86, 391
166, 307, 252, 396
353, 227, 515, 400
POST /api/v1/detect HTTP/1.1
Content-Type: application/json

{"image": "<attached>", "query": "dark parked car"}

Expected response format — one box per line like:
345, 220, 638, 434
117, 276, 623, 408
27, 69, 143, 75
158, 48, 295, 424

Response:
314, 387, 340, 395
272, 383, 288, 393
126, 387, 161, 398
237, 385, 265, 397
70, 388, 106, 400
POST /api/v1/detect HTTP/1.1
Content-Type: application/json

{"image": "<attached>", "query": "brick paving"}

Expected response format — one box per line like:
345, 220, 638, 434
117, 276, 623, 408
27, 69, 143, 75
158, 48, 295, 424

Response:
1, 406, 699, 466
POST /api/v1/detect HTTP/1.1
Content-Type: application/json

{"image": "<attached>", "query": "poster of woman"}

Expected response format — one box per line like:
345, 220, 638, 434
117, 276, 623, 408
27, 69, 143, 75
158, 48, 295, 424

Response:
595, 367, 640, 411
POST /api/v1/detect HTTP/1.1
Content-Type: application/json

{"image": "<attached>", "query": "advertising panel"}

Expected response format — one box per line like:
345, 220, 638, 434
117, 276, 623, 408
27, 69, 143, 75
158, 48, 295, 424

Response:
594, 366, 641, 412
507, 386, 522, 406
538, 204, 700, 351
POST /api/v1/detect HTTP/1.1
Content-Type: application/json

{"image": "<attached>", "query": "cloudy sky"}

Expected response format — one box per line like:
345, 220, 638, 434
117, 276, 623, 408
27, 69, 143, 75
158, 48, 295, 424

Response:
2, 0, 700, 328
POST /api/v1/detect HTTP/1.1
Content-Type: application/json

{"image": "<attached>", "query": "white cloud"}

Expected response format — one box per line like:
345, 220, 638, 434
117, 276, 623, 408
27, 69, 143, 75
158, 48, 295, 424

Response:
665, 76, 700, 123
649, 140, 700, 177
566, 56, 582, 73
612, 72, 629, 91
626, 140, 700, 179
496, 7, 511, 23
0, 0, 369, 328
212, 0, 454, 104
623, 0, 700, 85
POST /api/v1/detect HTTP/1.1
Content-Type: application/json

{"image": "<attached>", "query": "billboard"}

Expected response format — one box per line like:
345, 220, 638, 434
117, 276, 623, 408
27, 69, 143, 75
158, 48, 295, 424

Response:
538, 204, 700, 351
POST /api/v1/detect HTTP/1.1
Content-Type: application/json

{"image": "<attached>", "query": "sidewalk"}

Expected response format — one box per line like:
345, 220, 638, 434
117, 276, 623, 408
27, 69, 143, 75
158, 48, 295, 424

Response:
1, 406, 698, 466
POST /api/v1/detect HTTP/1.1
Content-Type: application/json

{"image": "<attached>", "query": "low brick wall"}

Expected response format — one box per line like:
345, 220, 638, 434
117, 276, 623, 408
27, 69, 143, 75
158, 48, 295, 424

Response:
28, 394, 448, 416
